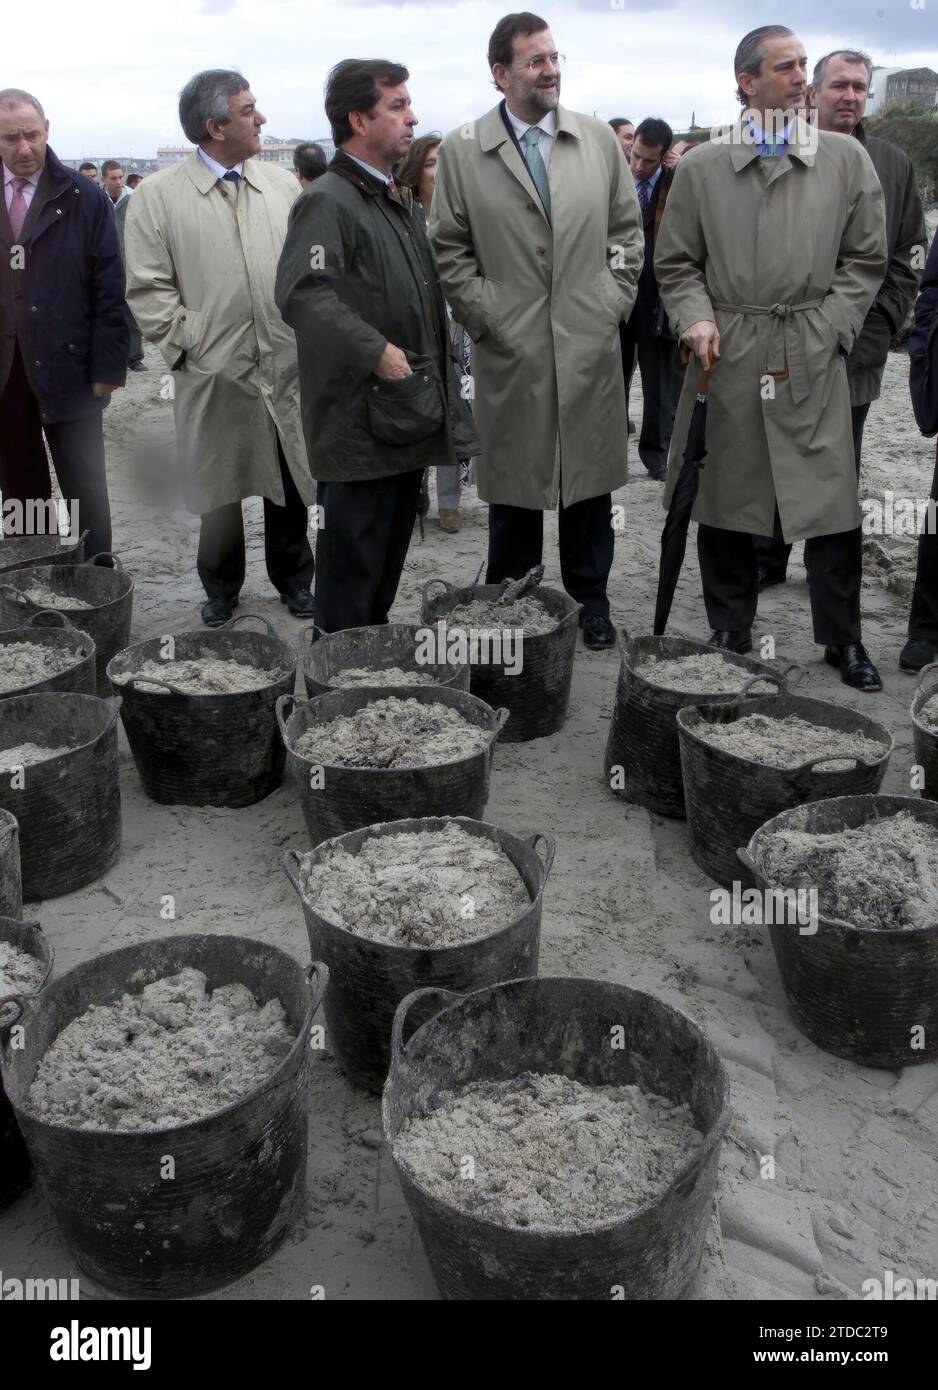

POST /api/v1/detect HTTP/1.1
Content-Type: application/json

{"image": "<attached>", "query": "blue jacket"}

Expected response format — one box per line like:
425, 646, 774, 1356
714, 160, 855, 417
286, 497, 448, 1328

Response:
909, 232, 938, 438
0, 145, 130, 423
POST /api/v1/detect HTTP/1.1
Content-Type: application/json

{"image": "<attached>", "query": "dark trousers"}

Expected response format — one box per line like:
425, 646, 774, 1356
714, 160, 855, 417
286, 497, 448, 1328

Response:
313, 469, 424, 632
908, 442, 938, 642
698, 522, 862, 645
752, 402, 870, 577
197, 438, 314, 603
620, 315, 680, 476
0, 342, 112, 556
486, 493, 614, 620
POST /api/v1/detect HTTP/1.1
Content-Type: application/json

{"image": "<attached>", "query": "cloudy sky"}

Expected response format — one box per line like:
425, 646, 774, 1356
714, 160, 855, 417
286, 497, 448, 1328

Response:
11, 0, 937, 157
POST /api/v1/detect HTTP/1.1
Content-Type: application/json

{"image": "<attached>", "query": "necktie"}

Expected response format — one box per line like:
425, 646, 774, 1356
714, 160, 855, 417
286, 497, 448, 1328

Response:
636, 179, 650, 211
222, 169, 241, 189
522, 126, 551, 222
8, 176, 30, 241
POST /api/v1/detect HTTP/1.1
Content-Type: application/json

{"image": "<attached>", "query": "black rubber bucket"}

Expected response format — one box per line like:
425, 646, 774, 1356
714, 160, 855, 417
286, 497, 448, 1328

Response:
0, 691, 122, 899
911, 662, 938, 802
0, 916, 53, 1208
283, 816, 554, 1093
0, 610, 96, 700
383, 975, 729, 1300
277, 687, 509, 847
678, 683, 893, 887
298, 622, 470, 698
0, 552, 133, 694
420, 578, 581, 743
0, 809, 22, 919
740, 794, 938, 1067
108, 615, 296, 808
0, 934, 329, 1297
604, 635, 781, 818
0, 529, 88, 575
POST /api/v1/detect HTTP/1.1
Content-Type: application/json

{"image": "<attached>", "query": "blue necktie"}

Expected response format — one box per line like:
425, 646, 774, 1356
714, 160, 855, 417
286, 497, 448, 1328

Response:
636, 179, 650, 211
222, 169, 241, 188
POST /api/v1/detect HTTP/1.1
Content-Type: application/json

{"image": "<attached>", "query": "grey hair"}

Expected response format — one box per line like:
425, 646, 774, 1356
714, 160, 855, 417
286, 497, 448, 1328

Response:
813, 50, 873, 88
178, 69, 249, 145
734, 25, 795, 105
0, 88, 46, 121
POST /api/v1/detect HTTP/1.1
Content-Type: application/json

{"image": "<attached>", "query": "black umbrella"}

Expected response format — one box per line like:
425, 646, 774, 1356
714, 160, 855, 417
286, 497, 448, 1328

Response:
653, 358, 712, 636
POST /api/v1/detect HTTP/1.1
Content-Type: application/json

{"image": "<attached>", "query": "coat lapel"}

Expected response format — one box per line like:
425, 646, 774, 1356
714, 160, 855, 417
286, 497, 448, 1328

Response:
479, 103, 549, 225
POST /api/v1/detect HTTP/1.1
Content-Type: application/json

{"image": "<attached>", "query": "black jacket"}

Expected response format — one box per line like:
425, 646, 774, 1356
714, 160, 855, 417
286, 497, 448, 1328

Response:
629, 165, 674, 334
847, 127, 926, 406
275, 150, 458, 481
909, 231, 938, 437
0, 146, 130, 423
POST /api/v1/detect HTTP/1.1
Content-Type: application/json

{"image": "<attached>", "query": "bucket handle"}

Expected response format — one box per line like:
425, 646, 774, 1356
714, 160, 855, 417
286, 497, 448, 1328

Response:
305, 961, 329, 1017
275, 692, 304, 743
526, 832, 556, 880
914, 660, 938, 704
298, 623, 326, 649
221, 613, 278, 639
777, 659, 807, 690
84, 551, 123, 571
420, 577, 456, 610
0, 993, 26, 1027
736, 846, 756, 875
25, 608, 72, 632
732, 672, 785, 703
126, 675, 189, 697
793, 752, 870, 783
492, 707, 510, 738
282, 849, 304, 896
0, 584, 30, 608
390, 986, 464, 1067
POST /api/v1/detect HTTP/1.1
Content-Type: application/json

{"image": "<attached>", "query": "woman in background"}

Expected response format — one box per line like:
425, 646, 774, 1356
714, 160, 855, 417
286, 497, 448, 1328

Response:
396, 133, 470, 535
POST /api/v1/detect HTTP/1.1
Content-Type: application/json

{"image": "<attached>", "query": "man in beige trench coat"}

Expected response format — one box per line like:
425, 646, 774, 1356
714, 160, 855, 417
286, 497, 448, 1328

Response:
125, 70, 315, 627
655, 25, 887, 689
430, 11, 643, 649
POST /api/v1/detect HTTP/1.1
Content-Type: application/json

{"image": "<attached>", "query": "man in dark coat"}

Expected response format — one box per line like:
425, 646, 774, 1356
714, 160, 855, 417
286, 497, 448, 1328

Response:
754, 49, 925, 588
904, 232, 938, 671
276, 59, 460, 632
0, 89, 129, 555
619, 116, 679, 481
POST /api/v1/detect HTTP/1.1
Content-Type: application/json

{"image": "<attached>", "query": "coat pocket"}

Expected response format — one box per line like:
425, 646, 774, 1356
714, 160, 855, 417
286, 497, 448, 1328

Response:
365, 354, 445, 446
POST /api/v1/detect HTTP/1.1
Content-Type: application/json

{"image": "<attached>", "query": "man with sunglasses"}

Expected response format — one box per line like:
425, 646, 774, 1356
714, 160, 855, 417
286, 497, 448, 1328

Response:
430, 11, 643, 649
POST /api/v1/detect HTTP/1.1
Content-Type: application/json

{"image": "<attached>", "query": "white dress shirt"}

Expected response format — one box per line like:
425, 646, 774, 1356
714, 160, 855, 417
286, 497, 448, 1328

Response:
504, 105, 557, 170
3, 165, 41, 214
197, 147, 244, 181
344, 151, 395, 187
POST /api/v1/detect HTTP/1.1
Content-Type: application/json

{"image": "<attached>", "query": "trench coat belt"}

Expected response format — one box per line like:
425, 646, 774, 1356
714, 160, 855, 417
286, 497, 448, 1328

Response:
712, 297, 825, 405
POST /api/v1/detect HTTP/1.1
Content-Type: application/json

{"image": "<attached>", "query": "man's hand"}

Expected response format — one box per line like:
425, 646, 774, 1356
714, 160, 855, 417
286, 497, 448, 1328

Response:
374, 344, 413, 380
681, 321, 720, 370
662, 140, 693, 170
92, 382, 120, 398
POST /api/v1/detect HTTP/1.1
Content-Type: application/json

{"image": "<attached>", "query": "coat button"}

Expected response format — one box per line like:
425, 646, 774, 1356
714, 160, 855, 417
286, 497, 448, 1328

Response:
527, 202, 537, 212
56, 208, 62, 215
34, 359, 41, 366
535, 246, 546, 256
31, 305, 37, 311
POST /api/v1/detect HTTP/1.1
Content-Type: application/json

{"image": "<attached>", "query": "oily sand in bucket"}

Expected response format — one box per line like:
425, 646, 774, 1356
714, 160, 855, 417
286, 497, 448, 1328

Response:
0, 642, 82, 691
0, 940, 45, 996
299, 823, 529, 948
0, 742, 72, 770
27, 966, 295, 1131
294, 696, 491, 769
443, 595, 555, 637
635, 652, 774, 694
693, 713, 889, 770
114, 654, 283, 695
395, 1070, 702, 1231
919, 693, 938, 734
330, 666, 438, 689
758, 812, 938, 930
18, 580, 93, 611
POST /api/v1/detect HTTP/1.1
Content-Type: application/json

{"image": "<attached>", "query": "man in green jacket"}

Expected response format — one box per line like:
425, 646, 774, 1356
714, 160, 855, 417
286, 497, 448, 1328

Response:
276, 59, 459, 632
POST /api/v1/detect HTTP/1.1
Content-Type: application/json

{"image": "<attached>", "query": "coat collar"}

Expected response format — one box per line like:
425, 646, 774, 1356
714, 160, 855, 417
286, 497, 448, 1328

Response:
184, 150, 265, 195
725, 113, 818, 171
477, 100, 581, 152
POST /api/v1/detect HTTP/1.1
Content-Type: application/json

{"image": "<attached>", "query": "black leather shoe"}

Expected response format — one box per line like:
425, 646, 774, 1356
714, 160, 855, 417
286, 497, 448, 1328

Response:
708, 629, 752, 654
899, 638, 938, 673
581, 614, 616, 649
201, 596, 237, 627
645, 465, 667, 482
128, 360, 146, 373
281, 589, 316, 618
757, 564, 787, 588
824, 642, 882, 692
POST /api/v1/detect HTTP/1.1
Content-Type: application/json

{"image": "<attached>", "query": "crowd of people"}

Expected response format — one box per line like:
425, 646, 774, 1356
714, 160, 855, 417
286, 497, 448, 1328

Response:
0, 12, 935, 678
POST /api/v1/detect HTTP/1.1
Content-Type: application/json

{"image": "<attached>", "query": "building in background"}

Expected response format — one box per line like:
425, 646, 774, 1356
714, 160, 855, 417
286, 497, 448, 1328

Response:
62, 155, 158, 176
867, 65, 938, 116
157, 135, 334, 168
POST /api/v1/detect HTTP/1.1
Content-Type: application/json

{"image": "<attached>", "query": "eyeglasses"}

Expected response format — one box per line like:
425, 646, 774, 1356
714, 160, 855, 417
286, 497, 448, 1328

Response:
514, 52, 565, 73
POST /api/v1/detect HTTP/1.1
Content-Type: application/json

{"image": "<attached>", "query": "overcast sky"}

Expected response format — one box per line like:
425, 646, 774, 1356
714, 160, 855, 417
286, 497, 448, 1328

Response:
11, 0, 937, 157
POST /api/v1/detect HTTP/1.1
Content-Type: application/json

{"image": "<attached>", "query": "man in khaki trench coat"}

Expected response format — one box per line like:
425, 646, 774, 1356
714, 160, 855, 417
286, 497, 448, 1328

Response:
655, 25, 887, 689
125, 70, 315, 627
430, 11, 643, 649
